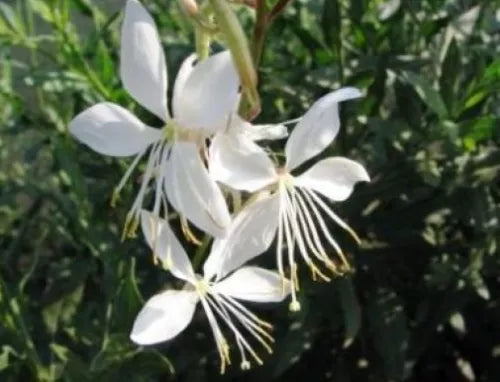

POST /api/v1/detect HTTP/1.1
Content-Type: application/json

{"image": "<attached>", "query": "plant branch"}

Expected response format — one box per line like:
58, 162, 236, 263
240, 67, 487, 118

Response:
269, 0, 293, 23
250, 0, 269, 67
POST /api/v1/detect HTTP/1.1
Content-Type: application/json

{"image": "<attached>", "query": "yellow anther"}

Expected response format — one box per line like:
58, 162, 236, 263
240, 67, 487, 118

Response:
241, 361, 251, 370
121, 214, 139, 241
339, 262, 353, 274
181, 217, 202, 245
307, 262, 331, 282
291, 264, 300, 291
257, 319, 273, 330
324, 259, 343, 275
219, 340, 231, 375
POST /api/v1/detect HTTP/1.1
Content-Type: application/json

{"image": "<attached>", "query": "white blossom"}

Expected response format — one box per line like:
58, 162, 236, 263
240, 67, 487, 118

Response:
209, 87, 370, 310
131, 211, 290, 373
69, 0, 239, 239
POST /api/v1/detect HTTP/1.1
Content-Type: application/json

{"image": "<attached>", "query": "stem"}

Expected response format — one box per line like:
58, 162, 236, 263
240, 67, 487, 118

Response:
209, 0, 259, 116
251, 0, 268, 67
269, 0, 293, 22
22, 0, 45, 109
195, 27, 211, 60
251, 0, 294, 66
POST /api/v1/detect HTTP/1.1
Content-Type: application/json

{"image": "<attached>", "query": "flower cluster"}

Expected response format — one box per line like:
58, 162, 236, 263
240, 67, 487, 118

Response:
69, 0, 369, 373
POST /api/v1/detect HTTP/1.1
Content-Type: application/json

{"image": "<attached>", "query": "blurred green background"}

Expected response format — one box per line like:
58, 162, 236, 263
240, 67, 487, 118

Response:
1, 0, 499, 380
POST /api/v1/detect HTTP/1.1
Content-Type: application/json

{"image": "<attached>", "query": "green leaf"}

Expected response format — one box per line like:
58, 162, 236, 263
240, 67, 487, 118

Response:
321, 0, 341, 49
0, 345, 19, 371
42, 284, 84, 335
337, 278, 361, 348
29, 0, 53, 23
90, 334, 137, 372
0, 3, 24, 35
401, 71, 448, 119
367, 288, 410, 381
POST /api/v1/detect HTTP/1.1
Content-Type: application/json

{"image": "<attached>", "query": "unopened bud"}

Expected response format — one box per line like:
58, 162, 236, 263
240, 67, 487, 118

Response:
209, 0, 260, 113
179, 0, 199, 16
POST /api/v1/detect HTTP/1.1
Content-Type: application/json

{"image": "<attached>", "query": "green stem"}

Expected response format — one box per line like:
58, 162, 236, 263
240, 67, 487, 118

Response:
251, 0, 268, 67
195, 27, 210, 60
209, 0, 260, 116
22, 0, 45, 109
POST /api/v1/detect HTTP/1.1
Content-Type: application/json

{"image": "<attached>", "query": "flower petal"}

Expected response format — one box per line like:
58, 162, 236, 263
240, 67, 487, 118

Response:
130, 290, 198, 345
165, 142, 231, 237
69, 102, 161, 157
121, 0, 168, 120
174, 51, 239, 132
212, 266, 290, 303
228, 113, 288, 141
203, 194, 280, 280
209, 133, 277, 192
285, 87, 362, 171
294, 157, 370, 201
140, 210, 196, 282
172, 54, 196, 117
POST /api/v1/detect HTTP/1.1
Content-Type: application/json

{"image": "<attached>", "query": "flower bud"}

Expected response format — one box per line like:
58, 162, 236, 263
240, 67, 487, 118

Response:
209, 0, 260, 113
178, 0, 199, 17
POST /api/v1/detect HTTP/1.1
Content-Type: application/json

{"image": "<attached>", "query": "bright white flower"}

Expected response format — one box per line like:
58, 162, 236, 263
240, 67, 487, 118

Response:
209, 87, 370, 310
225, 111, 288, 142
69, 0, 239, 239
132, 211, 290, 373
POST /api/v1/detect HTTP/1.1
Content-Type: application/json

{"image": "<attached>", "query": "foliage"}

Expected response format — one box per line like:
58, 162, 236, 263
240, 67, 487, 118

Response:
0, 0, 499, 380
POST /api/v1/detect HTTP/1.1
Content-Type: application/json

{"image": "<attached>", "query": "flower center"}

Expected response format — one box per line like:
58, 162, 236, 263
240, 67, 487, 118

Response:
163, 120, 204, 143
276, 167, 294, 189
195, 277, 211, 297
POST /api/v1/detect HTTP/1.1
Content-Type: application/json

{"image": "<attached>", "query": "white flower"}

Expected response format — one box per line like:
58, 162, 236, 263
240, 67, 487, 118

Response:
209, 87, 370, 311
132, 211, 290, 373
69, 0, 239, 238
225, 111, 288, 141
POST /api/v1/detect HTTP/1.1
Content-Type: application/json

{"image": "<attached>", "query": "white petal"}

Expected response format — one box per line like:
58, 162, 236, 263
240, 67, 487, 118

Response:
203, 194, 280, 280
121, 0, 168, 120
172, 54, 196, 117
174, 51, 239, 132
285, 87, 362, 171
140, 211, 196, 282
209, 133, 277, 192
165, 142, 231, 237
228, 113, 288, 141
212, 267, 290, 303
130, 290, 198, 345
69, 102, 161, 157
294, 157, 370, 201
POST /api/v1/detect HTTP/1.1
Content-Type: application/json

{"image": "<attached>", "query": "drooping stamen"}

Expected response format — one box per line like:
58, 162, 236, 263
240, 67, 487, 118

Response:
298, 187, 351, 272
214, 294, 274, 354
111, 148, 148, 208
279, 187, 300, 311
276, 189, 285, 288
121, 141, 163, 240
180, 216, 202, 245
205, 294, 264, 369
292, 188, 340, 274
199, 297, 231, 374
283, 189, 330, 282
305, 188, 362, 245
